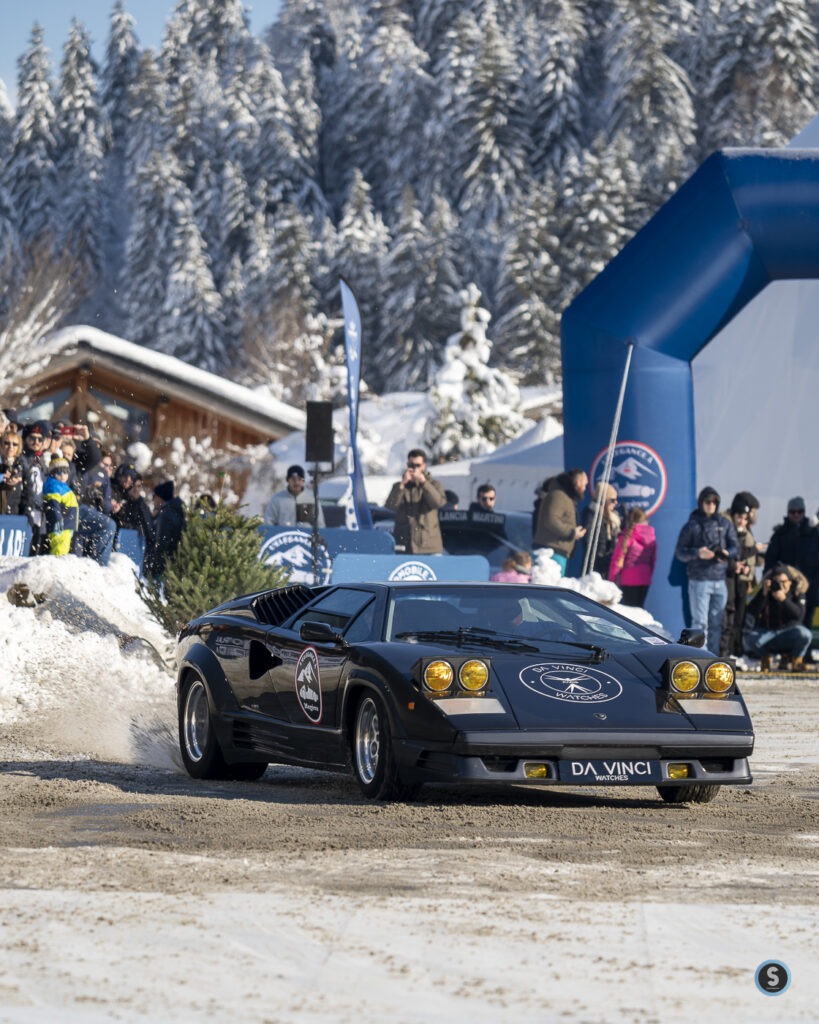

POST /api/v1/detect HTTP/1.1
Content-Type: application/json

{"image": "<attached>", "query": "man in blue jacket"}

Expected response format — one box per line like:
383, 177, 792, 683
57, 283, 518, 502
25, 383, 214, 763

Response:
674, 486, 739, 653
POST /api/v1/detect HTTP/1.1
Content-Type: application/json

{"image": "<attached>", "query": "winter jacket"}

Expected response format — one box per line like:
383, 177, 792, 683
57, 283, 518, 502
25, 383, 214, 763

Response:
19, 450, 47, 531
580, 500, 621, 576
144, 497, 186, 578
533, 474, 581, 556
43, 474, 79, 555
0, 456, 24, 515
746, 581, 806, 632
490, 569, 531, 583
385, 472, 447, 554
262, 487, 325, 528
674, 509, 738, 581
608, 521, 657, 587
764, 518, 819, 578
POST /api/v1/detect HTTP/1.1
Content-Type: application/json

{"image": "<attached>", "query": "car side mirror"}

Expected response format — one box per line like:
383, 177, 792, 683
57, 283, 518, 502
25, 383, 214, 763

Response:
678, 628, 706, 648
300, 620, 346, 646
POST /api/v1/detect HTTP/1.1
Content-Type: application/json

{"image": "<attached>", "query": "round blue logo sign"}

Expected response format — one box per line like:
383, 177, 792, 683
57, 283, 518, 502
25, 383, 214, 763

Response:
388, 560, 438, 582
590, 441, 667, 516
259, 528, 332, 585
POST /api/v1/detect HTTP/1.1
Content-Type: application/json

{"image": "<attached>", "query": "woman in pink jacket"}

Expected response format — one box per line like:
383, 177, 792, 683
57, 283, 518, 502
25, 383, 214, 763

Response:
608, 507, 657, 607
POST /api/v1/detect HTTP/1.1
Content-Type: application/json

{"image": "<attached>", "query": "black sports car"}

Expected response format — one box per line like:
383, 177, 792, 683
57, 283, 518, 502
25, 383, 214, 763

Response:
176, 582, 754, 803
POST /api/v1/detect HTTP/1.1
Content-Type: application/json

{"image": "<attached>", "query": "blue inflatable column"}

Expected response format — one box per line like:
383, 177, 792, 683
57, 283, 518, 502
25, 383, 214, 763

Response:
564, 344, 694, 636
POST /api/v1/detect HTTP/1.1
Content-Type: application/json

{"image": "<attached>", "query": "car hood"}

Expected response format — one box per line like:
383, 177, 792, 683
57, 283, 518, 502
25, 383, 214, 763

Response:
457, 643, 750, 733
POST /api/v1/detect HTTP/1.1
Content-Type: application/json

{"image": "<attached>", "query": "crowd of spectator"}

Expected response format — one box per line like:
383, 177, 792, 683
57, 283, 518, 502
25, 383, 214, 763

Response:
0, 408, 184, 578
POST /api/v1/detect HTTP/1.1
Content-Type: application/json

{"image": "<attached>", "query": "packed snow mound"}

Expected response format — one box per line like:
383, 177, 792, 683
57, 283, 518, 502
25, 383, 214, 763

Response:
0, 553, 177, 767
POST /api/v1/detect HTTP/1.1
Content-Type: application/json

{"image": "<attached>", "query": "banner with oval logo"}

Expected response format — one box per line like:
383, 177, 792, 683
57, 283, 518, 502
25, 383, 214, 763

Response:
590, 441, 667, 517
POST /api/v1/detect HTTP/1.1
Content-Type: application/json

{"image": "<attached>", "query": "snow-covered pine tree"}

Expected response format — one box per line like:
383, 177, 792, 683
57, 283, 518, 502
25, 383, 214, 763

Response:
55, 20, 106, 291
7, 26, 59, 249
602, 0, 696, 213
156, 185, 226, 370
377, 189, 464, 392
332, 170, 389, 389
494, 182, 563, 385
424, 283, 525, 462
522, 0, 589, 179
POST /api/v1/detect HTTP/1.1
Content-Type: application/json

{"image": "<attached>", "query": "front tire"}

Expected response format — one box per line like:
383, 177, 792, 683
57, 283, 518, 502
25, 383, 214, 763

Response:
352, 693, 419, 801
657, 783, 721, 804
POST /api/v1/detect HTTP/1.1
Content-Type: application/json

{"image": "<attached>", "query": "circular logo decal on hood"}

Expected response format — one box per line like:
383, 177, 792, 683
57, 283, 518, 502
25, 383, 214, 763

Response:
519, 662, 623, 703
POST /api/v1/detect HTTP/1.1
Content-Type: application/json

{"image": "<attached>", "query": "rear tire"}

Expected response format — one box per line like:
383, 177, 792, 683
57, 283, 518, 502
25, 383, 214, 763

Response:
179, 676, 267, 781
657, 783, 721, 804
352, 693, 419, 801
179, 675, 228, 779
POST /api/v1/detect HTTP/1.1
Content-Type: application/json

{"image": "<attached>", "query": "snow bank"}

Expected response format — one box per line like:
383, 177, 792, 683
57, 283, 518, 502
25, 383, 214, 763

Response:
0, 554, 177, 767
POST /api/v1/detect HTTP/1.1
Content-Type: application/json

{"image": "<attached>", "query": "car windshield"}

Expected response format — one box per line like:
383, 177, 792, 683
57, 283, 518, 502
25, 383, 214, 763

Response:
386, 586, 662, 651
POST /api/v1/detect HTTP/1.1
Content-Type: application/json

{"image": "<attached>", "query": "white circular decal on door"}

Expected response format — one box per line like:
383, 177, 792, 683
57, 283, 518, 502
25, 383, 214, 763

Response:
295, 647, 322, 723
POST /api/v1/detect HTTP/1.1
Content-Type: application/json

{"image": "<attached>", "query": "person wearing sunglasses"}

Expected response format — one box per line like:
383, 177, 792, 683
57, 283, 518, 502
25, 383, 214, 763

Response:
385, 448, 447, 554
745, 563, 814, 672
19, 422, 50, 553
0, 432, 24, 515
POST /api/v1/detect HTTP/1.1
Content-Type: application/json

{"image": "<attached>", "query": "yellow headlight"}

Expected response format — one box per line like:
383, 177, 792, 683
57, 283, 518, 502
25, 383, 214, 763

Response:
459, 659, 489, 692
704, 661, 734, 693
670, 661, 700, 692
423, 660, 454, 692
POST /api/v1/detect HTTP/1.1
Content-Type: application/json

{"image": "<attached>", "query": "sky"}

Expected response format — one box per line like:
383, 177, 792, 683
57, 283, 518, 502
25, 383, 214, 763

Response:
0, 1, 279, 108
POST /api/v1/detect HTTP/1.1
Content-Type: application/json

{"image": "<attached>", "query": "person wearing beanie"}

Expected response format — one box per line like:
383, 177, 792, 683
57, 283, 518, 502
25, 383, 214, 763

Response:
764, 495, 819, 631
674, 485, 739, 653
580, 481, 621, 578
721, 496, 765, 661
43, 458, 79, 556
111, 464, 154, 545
262, 463, 325, 528
144, 480, 186, 579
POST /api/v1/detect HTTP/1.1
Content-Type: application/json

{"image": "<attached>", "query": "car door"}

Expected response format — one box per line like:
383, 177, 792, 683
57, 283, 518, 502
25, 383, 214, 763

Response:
267, 588, 378, 763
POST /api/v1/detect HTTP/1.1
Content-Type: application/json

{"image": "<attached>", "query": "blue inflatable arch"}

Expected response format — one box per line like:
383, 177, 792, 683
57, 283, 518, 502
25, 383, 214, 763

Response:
561, 149, 819, 635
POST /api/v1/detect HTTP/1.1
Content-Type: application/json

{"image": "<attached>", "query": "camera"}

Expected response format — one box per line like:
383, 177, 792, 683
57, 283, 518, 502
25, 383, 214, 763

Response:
710, 545, 728, 561
771, 579, 784, 594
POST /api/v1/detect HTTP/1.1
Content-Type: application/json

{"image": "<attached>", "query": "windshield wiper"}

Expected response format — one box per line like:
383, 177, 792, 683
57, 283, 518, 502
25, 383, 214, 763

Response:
533, 639, 608, 663
395, 628, 538, 653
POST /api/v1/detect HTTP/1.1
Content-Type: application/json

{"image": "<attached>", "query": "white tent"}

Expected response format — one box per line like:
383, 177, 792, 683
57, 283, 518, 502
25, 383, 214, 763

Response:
432, 420, 564, 512
694, 114, 819, 544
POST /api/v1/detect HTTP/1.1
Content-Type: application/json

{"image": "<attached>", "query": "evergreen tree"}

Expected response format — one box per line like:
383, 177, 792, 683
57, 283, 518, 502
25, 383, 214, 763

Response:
121, 150, 182, 346
55, 20, 106, 288
377, 190, 464, 392
523, 0, 589, 178
7, 26, 59, 248
138, 502, 289, 635
156, 185, 226, 370
332, 170, 390, 389
424, 283, 524, 461
494, 183, 563, 385
602, 0, 697, 210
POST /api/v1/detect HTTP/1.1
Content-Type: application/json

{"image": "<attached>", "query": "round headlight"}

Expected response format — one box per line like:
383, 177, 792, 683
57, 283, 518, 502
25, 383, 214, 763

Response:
423, 660, 454, 692
670, 661, 700, 692
459, 659, 489, 692
704, 661, 734, 693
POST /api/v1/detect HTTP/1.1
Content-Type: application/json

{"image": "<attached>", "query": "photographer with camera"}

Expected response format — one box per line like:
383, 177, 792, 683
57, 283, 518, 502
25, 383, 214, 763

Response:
744, 563, 813, 672
674, 486, 739, 653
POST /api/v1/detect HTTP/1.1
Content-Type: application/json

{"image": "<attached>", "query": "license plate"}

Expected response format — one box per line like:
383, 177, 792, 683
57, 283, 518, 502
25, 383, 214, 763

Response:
558, 758, 662, 784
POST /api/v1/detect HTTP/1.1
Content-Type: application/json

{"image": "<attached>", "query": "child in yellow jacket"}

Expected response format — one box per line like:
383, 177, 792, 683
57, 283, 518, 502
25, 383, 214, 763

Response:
43, 458, 79, 555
